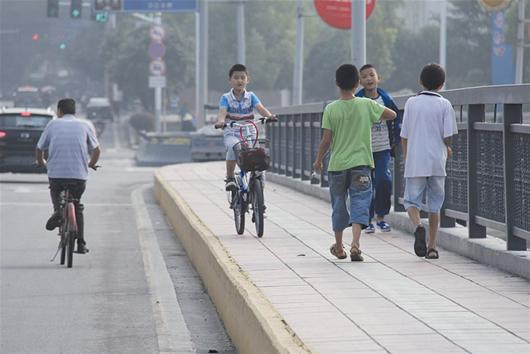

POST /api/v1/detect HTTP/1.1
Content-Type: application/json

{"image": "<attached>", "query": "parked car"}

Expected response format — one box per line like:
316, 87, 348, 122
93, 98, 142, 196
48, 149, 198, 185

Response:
190, 124, 225, 162
0, 107, 54, 173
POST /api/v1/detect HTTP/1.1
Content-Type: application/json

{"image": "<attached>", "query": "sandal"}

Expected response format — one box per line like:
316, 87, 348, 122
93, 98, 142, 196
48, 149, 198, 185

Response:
425, 248, 439, 259
350, 247, 364, 262
330, 244, 347, 260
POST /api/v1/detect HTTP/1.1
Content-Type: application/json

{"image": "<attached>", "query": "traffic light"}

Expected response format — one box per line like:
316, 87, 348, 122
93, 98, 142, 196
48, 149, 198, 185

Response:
95, 12, 109, 22
94, 0, 122, 11
59, 43, 67, 50
71, 0, 82, 19
47, 0, 59, 18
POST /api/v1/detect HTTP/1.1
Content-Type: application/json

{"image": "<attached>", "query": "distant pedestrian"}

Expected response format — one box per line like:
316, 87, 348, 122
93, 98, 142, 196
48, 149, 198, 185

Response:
357, 64, 402, 234
313, 64, 396, 262
400, 63, 458, 259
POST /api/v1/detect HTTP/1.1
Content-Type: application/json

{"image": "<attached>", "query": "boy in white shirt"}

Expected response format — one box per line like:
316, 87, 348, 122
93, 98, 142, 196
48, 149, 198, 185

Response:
400, 64, 458, 259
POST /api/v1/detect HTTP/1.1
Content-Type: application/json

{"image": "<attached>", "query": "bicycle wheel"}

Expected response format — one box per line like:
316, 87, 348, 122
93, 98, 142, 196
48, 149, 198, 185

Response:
252, 178, 264, 237
59, 228, 66, 265
232, 190, 245, 235
66, 202, 77, 268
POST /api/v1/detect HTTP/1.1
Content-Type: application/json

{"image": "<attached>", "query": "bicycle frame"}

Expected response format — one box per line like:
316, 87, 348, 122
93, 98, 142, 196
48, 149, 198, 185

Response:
51, 187, 79, 267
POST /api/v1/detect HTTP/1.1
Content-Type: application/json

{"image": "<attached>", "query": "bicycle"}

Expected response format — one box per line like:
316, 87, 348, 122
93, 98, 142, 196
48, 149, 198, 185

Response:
216, 118, 276, 237
49, 166, 100, 268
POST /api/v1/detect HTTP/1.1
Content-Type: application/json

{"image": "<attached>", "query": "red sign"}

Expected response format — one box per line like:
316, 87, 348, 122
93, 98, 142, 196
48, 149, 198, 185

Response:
314, 0, 376, 30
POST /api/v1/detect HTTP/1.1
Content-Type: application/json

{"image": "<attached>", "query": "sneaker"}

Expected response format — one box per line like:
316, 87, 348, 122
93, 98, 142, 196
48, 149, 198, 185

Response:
364, 223, 375, 234
413, 225, 427, 257
225, 177, 237, 191
46, 212, 62, 231
75, 244, 89, 254
376, 220, 391, 232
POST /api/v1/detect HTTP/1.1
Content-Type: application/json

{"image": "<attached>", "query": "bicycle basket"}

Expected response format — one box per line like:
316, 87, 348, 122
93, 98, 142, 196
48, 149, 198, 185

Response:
238, 147, 270, 171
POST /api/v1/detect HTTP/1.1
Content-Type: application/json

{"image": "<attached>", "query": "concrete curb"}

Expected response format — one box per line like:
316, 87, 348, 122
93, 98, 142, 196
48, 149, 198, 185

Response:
153, 169, 312, 354
267, 173, 530, 281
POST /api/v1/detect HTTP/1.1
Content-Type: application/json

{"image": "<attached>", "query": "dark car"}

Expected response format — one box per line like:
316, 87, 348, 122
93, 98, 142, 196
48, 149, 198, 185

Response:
0, 107, 54, 173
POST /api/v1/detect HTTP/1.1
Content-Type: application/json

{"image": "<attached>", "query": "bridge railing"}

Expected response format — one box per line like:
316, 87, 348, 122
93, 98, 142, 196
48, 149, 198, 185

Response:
267, 84, 530, 251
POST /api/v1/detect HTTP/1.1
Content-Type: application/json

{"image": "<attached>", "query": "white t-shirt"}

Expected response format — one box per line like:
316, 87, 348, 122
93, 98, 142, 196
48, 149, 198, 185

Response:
371, 96, 390, 152
400, 91, 458, 177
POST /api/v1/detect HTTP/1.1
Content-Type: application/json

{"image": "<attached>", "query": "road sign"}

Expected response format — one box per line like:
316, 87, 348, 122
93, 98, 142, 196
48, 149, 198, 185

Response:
149, 59, 166, 75
148, 42, 166, 59
314, 0, 376, 30
123, 0, 197, 12
149, 75, 166, 88
150, 25, 166, 42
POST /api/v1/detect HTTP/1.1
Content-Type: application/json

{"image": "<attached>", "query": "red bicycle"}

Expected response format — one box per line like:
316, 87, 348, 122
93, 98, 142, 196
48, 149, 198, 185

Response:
50, 182, 80, 268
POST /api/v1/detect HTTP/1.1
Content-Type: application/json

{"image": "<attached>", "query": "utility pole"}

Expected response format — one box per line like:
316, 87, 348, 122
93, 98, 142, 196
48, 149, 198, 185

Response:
351, 0, 366, 69
154, 13, 162, 132
439, 0, 447, 69
196, 0, 208, 128
515, 0, 526, 84
237, 0, 245, 64
292, 0, 304, 105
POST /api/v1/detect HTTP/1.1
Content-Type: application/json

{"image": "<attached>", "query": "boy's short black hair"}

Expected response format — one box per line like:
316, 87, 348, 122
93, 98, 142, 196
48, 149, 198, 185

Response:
229, 64, 249, 78
420, 63, 446, 90
57, 98, 76, 115
359, 64, 376, 73
336, 64, 359, 91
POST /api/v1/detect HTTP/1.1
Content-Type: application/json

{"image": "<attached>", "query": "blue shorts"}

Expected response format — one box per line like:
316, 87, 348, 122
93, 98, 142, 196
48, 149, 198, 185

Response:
404, 177, 445, 213
328, 167, 372, 232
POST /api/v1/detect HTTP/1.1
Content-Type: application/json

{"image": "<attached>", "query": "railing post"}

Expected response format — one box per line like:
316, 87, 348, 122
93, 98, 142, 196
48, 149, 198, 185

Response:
310, 113, 318, 184
393, 139, 405, 212
301, 113, 308, 180
468, 104, 487, 239
504, 104, 526, 250
293, 114, 301, 178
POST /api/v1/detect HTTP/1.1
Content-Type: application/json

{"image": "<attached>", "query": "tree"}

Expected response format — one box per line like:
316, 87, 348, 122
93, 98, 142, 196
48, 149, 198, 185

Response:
303, 0, 404, 102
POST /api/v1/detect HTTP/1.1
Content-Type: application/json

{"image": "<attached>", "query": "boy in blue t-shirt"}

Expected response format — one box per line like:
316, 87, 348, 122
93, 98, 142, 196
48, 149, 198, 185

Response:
214, 64, 275, 191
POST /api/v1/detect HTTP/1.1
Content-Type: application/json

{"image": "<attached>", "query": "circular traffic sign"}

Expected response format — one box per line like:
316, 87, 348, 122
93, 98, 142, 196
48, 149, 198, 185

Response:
150, 25, 166, 42
314, 0, 377, 30
148, 42, 166, 60
149, 59, 166, 75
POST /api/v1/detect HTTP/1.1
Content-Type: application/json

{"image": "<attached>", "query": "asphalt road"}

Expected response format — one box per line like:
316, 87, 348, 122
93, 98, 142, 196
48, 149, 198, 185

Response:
0, 117, 236, 354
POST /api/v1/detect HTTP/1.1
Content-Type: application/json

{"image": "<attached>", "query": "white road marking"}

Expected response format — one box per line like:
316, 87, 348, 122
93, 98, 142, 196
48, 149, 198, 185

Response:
131, 186, 196, 354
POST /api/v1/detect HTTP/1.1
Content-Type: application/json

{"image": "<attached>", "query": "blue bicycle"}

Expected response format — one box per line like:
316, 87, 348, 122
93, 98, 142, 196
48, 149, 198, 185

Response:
218, 118, 276, 237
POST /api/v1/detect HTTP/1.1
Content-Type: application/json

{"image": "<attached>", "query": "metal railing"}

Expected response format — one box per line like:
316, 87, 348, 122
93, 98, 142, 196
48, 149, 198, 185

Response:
267, 84, 530, 251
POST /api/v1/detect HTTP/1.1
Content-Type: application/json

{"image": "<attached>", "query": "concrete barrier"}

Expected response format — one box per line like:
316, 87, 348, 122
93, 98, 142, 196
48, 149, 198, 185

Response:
154, 168, 311, 354
135, 132, 192, 166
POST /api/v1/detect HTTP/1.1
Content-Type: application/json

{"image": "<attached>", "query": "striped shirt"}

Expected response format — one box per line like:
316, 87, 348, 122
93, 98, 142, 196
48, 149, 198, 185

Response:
371, 96, 391, 152
219, 89, 261, 122
37, 115, 99, 180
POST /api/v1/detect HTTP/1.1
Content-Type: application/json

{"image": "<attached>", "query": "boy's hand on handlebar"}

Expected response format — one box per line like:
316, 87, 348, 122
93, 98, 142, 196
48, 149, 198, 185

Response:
266, 115, 278, 122
214, 122, 226, 129
89, 163, 101, 171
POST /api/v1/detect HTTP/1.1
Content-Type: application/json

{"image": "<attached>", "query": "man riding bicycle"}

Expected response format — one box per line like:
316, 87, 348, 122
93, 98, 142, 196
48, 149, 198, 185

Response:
36, 98, 100, 254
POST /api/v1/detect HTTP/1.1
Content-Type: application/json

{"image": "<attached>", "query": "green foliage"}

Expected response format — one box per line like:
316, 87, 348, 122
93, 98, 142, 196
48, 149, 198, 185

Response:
102, 16, 195, 109
385, 25, 439, 93
303, 0, 404, 102
446, 0, 492, 88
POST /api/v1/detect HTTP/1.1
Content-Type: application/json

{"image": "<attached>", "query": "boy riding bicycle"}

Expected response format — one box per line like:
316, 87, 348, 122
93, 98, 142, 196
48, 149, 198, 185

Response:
214, 64, 276, 191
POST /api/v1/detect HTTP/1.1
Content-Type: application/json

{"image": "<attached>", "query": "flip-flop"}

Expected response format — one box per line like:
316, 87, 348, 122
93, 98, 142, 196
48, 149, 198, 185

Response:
329, 244, 347, 260
350, 247, 364, 262
414, 225, 427, 257
425, 248, 439, 259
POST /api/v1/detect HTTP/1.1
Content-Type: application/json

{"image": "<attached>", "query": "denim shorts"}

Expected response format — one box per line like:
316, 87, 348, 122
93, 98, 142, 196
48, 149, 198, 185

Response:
328, 167, 372, 232
404, 176, 445, 213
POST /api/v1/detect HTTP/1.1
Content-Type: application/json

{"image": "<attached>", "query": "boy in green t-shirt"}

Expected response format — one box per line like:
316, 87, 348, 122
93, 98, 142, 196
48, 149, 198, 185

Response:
313, 64, 396, 261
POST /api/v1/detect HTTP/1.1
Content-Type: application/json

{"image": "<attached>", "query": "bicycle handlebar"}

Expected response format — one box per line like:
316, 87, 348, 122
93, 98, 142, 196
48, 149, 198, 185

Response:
214, 116, 278, 130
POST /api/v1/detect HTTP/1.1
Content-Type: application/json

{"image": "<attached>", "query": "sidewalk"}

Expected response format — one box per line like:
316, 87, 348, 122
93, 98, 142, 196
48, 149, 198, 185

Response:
154, 162, 530, 354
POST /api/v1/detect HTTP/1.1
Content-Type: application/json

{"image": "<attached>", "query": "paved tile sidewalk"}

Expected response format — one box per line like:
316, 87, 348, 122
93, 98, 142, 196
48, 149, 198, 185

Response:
160, 162, 530, 354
